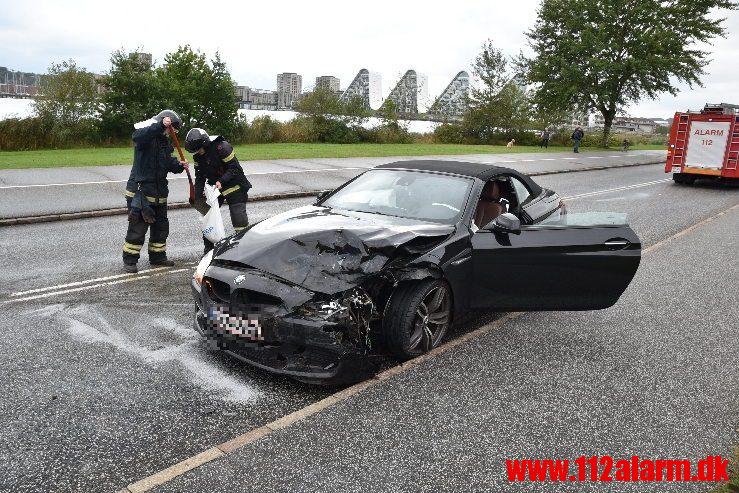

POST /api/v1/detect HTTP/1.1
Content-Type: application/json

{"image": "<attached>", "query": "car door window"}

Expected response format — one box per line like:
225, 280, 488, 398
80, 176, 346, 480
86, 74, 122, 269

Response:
510, 176, 532, 206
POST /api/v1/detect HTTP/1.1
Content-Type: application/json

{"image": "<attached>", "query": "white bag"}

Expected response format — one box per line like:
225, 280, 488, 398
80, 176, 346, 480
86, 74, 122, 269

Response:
200, 184, 226, 244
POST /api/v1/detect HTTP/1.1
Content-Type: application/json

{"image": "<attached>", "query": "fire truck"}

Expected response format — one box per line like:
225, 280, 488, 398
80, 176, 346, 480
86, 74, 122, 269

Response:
665, 103, 739, 184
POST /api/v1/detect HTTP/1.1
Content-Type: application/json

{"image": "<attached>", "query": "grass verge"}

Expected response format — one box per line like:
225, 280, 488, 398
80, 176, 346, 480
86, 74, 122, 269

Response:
710, 446, 739, 493
0, 142, 666, 170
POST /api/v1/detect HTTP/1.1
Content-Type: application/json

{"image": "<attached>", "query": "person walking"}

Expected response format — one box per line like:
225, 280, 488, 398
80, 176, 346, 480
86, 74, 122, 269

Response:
185, 127, 252, 253
122, 110, 189, 273
539, 129, 550, 148
571, 126, 585, 153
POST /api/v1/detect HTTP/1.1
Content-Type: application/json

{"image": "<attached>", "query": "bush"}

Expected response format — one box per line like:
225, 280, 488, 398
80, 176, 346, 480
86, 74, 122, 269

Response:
433, 124, 465, 144
0, 116, 104, 151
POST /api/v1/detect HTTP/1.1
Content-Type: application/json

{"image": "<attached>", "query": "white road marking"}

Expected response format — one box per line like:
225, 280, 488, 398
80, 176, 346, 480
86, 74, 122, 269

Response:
10, 266, 173, 297
0, 153, 658, 190
0, 167, 373, 190
5, 268, 191, 303
562, 178, 671, 201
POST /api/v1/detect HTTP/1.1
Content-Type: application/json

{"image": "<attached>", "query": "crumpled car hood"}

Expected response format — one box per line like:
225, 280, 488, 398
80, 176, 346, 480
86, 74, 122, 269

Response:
214, 205, 454, 294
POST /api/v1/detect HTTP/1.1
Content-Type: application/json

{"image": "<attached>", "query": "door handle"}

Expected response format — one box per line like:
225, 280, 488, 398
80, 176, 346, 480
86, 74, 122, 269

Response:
451, 256, 471, 266
604, 238, 630, 250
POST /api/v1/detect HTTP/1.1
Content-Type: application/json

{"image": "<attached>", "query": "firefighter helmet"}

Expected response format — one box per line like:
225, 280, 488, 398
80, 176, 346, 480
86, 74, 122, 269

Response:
154, 109, 182, 131
185, 128, 210, 153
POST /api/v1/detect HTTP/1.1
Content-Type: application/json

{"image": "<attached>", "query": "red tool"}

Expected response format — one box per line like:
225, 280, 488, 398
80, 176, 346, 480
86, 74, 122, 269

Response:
168, 126, 196, 205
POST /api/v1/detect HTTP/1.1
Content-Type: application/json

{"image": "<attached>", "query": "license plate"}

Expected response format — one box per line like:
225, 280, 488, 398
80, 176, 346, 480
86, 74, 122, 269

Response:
671, 166, 682, 173
208, 306, 264, 341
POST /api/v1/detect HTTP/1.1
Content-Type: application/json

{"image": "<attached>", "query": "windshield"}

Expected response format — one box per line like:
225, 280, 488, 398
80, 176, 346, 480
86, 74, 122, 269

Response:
322, 169, 473, 223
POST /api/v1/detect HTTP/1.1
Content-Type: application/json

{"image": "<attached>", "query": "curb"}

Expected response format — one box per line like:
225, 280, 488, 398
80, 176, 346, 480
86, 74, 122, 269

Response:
0, 191, 318, 227
0, 160, 663, 227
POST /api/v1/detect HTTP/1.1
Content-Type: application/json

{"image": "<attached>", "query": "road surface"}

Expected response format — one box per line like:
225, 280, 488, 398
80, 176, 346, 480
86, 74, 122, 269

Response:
0, 161, 736, 492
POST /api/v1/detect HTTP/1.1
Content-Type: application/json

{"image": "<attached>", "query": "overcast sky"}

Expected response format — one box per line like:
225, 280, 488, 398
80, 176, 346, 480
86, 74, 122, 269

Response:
0, 0, 736, 118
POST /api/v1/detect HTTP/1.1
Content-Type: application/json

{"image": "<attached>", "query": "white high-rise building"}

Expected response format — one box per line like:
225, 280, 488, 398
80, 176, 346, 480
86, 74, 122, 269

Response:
340, 69, 382, 110
276, 72, 302, 109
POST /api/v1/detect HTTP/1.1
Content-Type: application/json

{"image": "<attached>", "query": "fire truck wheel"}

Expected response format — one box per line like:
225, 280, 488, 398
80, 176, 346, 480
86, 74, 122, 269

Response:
672, 173, 696, 185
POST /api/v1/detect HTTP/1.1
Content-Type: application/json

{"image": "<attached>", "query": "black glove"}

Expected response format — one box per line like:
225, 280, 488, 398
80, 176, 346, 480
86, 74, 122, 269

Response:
141, 203, 156, 224
128, 207, 141, 223
128, 190, 144, 223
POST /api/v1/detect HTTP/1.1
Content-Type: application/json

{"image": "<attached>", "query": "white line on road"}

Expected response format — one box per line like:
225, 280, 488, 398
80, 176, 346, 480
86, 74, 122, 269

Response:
9, 266, 173, 297
0, 167, 374, 190
562, 178, 671, 201
4, 268, 191, 303
0, 153, 659, 190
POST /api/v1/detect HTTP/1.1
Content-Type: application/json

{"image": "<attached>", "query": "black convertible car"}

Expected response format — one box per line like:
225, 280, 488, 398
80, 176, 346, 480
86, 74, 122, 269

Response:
192, 160, 641, 383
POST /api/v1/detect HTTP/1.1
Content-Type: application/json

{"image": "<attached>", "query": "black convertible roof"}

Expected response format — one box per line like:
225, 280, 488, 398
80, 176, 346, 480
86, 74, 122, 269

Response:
377, 160, 543, 195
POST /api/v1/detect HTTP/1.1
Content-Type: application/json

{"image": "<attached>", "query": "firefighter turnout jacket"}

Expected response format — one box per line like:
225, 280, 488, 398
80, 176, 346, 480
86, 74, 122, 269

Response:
193, 136, 251, 202
124, 120, 185, 203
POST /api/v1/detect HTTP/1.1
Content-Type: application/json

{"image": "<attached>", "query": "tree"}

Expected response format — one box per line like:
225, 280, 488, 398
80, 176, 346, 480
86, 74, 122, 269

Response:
154, 46, 237, 136
296, 86, 343, 116
33, 59, 99, 126
523, 0, 737, 146
463, 40, 534, 141
99, 50, 157, 140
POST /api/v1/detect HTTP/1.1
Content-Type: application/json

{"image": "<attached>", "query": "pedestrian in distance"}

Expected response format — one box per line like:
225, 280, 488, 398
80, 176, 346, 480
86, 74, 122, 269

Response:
185, 128, 252, 254
571, 126, 585, 153
539, 129, 550, 148
122, 110, 189, 273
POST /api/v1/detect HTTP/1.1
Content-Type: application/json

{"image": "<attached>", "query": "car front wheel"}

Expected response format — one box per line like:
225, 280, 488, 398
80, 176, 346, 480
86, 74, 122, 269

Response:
383, 279, 452, 360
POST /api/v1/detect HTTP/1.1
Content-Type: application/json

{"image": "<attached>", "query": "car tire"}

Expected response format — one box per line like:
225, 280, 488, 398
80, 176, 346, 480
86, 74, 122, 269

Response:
383, 279, 452, 361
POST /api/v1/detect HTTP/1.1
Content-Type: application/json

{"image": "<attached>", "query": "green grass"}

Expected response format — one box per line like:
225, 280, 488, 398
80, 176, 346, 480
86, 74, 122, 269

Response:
0, 142, 666, 170
709, 446, 739, 493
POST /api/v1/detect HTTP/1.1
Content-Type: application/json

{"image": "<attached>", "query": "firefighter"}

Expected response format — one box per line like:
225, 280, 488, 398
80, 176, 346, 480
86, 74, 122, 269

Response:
122, 110, 189, 273
185, 127, 252, 253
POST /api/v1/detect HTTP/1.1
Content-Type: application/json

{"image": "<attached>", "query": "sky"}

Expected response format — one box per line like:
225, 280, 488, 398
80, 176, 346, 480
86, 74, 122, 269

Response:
0, 0, 736, 119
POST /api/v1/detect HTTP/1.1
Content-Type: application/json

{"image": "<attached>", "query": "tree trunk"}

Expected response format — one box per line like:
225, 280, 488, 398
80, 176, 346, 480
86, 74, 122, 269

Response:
601, 111, 615, 147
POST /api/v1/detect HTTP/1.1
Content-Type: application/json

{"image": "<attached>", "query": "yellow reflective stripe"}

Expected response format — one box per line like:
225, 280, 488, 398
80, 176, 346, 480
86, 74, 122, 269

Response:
124, 190, 136, 198
123, 242, 142, 254
234, 226, 247, 232
145, 196, 167, 203
222, 185, 240, 196
149, 242, 166, 247
148, 246, 167, 252
221, 150, 235, 162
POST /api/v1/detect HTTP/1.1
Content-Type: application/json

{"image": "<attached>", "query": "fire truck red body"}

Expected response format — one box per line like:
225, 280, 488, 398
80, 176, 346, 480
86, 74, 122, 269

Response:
665, 103, 739, 184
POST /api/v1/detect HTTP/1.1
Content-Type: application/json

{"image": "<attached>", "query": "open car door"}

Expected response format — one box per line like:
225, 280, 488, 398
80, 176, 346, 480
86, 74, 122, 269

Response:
471, 212, 641, 311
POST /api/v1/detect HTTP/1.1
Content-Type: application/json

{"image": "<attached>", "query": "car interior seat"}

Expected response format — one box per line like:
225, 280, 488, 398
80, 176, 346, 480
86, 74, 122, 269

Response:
474, 180, 506, 228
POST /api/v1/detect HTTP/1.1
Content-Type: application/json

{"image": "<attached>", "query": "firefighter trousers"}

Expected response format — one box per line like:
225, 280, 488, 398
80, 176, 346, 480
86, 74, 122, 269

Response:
123, 201, 170, 264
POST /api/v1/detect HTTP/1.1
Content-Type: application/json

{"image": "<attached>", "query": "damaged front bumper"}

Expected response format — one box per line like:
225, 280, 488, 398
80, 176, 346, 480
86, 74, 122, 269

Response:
191, 264, 380, 384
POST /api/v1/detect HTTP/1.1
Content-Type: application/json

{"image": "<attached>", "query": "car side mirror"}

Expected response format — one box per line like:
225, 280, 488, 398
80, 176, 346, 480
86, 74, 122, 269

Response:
487, 213, 521, 234
315, 189, 333, 203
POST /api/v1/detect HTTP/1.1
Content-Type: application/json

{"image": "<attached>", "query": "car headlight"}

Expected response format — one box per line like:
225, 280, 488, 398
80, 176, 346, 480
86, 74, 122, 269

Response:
194, 250, 213, 285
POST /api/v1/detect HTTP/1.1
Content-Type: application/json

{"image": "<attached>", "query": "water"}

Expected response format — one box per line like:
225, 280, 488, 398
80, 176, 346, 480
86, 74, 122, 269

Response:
0, 99, 440, 133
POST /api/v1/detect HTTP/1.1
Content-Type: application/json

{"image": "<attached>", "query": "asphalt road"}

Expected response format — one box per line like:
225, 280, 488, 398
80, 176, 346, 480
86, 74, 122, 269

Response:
0, 150, 664, 218
0, 162, 735, 492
